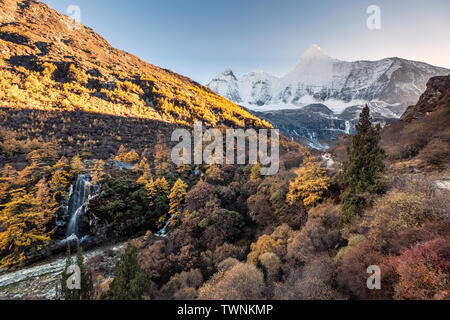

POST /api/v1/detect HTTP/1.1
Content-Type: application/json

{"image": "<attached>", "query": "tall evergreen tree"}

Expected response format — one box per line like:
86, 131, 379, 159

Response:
76, 245, 94, 300
104, 244, 150, 300
340, 105, 385, 223
56, 245, 73, 300
56, 245, 93, 300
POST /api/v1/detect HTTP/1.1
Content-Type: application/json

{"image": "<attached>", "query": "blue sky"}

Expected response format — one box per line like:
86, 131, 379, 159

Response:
42, 0, 450, 84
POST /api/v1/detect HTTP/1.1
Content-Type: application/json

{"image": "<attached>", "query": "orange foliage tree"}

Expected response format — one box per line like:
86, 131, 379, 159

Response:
287, 155, 329, 207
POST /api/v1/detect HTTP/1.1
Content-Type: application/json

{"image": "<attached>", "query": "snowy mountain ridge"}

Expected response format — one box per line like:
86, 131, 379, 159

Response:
208, 45, 450, 117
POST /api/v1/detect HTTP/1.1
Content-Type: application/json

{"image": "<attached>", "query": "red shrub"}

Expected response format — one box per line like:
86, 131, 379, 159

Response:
338, 241, 394, 299
388, 237, 450, 300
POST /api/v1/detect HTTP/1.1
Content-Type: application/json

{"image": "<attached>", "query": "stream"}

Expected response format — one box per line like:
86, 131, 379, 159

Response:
0, 243, 124, 299
0, 171, 172, 299
0, 173, 111, 300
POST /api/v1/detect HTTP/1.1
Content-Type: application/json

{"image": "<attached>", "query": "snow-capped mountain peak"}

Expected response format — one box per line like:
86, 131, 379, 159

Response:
298, 44, 333, 62
247, 69, 266, 74
207, 45, 449, 149
215, 68, 238, 81
207, 44, 450, 116
209, 68, 241, 102
284, 45, 338, 86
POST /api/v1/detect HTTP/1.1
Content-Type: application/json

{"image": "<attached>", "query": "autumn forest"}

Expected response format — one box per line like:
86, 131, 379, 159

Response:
0, 0, 449, 302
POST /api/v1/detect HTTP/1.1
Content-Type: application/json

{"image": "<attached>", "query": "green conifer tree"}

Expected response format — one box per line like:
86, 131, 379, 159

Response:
56, 245, 73, 300
104, 244, 150, 300
340, 105, 385, 223
76, 246, 94, 300
56, 245, 93, 300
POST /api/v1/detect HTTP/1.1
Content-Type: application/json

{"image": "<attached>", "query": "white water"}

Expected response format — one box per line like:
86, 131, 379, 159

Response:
345, 120, 351, 135
155, 215, 174, 238
65, 174, 99, 239
0, 173, 119, 299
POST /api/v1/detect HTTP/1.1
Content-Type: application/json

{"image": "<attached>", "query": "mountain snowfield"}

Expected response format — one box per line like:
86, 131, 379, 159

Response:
208, 45, 450, 149
208, 45, 449, 116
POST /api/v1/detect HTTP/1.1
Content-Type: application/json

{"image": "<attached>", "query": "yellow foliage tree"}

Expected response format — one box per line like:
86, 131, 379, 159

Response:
286, 156, 329, 207
91, 159, 106, 185
49, 158, 74, 199
41, 62, 57, 81
176, 163, 191, 178
154, 136, 172, 175
247, 234, 284, 265
66, 64, 88, 84
146, 177, 169, 207
115, 145, 140, 164
70, 155, 84, 175
168, 179, 188, 215
205, 164, 223, 184
138, 157, 150, 170
136, 164, 152, 185
0, 187, 53, 267
250, 163, 261, 180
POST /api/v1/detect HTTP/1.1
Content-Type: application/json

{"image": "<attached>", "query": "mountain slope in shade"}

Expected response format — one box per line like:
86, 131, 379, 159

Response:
0, 0, 269, 129
208, 45, 449, 117
252, 104, 397, 150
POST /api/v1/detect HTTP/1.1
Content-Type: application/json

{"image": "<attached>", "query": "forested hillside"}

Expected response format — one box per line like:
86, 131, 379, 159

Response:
0, 0, 448, 301
0, 0, 269, 128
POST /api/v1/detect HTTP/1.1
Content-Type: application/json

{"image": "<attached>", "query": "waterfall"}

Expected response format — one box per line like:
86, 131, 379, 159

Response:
155, 215, 173, 238
345, 121, 351, 134
65, 174, 99, 239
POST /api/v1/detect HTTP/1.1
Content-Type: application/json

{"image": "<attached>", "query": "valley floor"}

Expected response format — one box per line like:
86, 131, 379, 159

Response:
0, 243, 124, 300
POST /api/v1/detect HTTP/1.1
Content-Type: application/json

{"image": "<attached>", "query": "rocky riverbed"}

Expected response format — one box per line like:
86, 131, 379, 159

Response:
0, 243, 124, 300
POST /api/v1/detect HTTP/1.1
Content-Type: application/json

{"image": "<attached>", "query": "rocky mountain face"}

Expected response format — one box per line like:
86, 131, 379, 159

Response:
209, 45, 449, 116
400, 75, 450, 122
330, 75, 450, 170
208, 45, 449, 149
253, 104, 397, 150
381, 75, 450, 171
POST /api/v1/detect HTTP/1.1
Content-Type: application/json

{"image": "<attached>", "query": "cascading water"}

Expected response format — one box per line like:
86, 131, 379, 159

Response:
0, 174, 109, 300
345, 120, 351, 135
64, 174, 99, 240
155, 215, 173, 238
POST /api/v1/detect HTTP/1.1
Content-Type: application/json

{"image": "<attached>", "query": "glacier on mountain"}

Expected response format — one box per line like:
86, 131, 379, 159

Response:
207, 45, 450, 150
208, 45, 450, 117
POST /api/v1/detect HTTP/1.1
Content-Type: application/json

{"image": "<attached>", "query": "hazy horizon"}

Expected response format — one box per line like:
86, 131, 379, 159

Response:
41, 0, 450, 84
